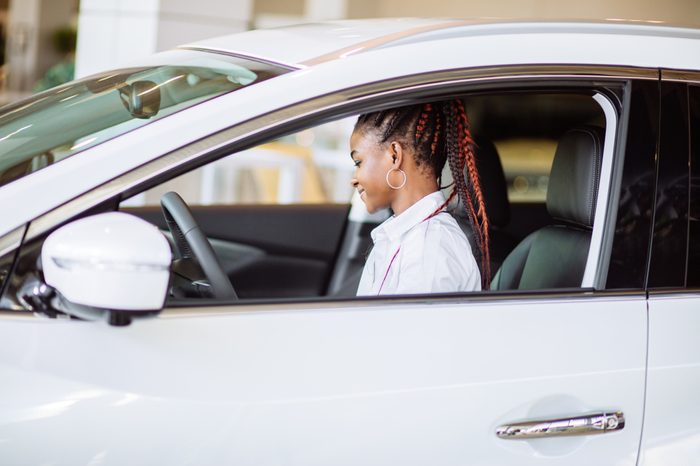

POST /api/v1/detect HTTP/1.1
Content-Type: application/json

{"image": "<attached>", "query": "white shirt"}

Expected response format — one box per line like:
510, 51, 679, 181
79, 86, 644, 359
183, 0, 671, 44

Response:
356, 191, 481, 296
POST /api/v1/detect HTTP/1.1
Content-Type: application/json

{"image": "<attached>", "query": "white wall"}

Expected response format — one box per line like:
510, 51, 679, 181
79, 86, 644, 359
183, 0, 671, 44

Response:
348, 0, 700, 26
5, 0, 73, 93
75, 0, 252, 78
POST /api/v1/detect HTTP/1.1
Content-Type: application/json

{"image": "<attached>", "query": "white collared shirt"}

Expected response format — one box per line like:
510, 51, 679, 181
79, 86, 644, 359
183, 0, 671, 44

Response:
356, 191, 481, 296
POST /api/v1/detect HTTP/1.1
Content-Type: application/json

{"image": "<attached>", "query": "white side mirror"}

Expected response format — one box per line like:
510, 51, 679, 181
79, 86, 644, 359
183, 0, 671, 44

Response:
42, 212, 171, 319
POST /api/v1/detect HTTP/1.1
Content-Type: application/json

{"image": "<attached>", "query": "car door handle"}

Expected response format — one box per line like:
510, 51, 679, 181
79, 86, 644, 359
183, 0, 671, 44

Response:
496, 411, 625, 439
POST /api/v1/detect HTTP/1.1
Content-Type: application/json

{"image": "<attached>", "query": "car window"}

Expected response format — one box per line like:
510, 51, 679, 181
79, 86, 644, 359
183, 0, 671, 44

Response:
116, 90, 609, 303
0, 50, 289, 189
0, 86, 619, 314
648, 81, 691, 288
462, 93, 606, 242
125, 117, 357, 207
464, 94, 605, 204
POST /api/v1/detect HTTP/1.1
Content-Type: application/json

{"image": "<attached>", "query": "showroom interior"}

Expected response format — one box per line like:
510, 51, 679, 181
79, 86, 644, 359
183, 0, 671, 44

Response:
0, 1, 699, 464
0, 0, 698, 104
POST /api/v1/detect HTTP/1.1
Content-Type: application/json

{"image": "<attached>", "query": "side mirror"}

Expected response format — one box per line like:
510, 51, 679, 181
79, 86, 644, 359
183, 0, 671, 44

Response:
41, 212, 171, 325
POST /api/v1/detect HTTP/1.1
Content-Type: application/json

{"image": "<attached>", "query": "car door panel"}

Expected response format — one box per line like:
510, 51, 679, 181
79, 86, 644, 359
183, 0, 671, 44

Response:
0, 294, 646, 465
0, 73, 654, 466
639, 295, 700, 466
639, 78, 700, 465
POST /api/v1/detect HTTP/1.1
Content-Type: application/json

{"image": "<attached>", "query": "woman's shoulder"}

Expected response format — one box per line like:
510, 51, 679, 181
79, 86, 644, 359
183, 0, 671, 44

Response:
399, 212, 481, 289
427, 212, 469, 237
404, 212, 471, 249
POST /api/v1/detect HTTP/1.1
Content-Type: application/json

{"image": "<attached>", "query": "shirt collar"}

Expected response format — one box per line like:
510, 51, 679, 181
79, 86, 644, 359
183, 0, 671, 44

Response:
371, 191, 446, 243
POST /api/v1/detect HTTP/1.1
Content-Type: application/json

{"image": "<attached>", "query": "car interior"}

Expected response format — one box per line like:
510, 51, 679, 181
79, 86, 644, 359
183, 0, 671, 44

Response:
118, 90, 607, 302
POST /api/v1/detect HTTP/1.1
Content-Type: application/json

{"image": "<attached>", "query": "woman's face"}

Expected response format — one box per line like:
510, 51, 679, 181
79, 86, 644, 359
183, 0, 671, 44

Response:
350, 129, 395, 213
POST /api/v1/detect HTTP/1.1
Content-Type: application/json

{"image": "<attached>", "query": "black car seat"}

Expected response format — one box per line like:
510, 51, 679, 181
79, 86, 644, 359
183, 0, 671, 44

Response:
490, 126, 604, 290
448, 136, 518, 275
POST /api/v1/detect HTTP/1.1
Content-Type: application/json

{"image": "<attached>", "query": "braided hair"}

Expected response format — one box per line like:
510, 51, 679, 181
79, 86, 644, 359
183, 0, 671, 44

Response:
354, 100, 491, 288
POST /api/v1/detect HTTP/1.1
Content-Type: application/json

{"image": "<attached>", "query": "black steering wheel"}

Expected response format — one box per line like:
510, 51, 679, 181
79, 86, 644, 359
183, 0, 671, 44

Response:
160, 191, 237, 299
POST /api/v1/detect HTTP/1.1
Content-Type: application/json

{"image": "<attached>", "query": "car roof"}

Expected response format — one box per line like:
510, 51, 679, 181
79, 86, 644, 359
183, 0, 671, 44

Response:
182, 18, 700, 69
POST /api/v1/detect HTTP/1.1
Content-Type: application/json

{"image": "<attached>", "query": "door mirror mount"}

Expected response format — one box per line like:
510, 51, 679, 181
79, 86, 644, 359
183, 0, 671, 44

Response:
41, 212, 171, 326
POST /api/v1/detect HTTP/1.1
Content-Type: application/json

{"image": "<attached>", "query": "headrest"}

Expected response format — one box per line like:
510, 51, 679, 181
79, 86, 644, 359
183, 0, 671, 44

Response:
546, 126, 604, 228
441, 136, 510, 228
473, 136, 510, 228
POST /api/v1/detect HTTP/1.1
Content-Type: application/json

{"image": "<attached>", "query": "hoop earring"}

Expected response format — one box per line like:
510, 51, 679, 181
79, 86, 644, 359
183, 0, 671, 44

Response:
385, 168, 407, 190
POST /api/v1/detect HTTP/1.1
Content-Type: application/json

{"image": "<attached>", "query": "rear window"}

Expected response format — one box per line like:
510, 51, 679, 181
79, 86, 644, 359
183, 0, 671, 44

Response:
0, 49, 289, 188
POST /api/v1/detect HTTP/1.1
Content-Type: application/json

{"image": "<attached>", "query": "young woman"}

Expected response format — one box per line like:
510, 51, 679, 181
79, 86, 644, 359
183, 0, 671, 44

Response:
350, 100, 490, 295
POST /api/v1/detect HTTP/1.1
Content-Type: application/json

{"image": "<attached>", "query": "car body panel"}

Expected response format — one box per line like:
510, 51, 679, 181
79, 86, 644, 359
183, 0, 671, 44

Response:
183, 19, 700, 68
0, 294, 646, 465
638, 74, 700, 465
183, 18, 459, 67
640, 295, 700, 466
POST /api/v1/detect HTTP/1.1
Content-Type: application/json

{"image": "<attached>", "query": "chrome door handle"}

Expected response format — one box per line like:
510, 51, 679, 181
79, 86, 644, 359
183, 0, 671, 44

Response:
496, 411, 625, 439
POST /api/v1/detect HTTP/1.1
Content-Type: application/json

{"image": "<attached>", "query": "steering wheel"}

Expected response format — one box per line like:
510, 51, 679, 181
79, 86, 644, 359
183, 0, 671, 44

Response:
160, 191, 237, 299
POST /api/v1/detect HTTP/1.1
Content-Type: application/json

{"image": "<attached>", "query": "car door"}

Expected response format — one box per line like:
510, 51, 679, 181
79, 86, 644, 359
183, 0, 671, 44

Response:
0, 71, 655, 465
639, 75, 700, 465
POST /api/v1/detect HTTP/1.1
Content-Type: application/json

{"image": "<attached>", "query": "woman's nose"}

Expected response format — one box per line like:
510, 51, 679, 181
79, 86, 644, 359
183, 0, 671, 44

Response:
351, 178, 359, 188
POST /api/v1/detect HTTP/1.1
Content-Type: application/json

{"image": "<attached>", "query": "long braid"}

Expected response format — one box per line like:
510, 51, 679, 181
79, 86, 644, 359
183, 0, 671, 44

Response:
446, 101, 491, 286
443, 103, 484, 264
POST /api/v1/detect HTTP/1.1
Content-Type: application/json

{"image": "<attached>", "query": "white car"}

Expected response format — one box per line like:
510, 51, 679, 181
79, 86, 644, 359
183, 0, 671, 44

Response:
1, 18, 699, 466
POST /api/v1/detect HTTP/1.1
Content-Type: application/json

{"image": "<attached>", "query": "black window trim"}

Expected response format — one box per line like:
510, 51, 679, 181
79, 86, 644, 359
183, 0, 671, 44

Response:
656, 69, 700, 293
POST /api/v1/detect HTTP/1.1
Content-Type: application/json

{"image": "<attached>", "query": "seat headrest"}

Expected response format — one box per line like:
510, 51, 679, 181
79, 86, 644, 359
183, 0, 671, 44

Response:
441, 136, 510, 228
473, 137, 510, 228
546, 126, 604, 228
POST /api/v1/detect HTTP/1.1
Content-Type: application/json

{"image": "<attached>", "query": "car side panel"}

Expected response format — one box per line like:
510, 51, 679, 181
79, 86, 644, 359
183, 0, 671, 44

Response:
640, 78, 700, 465
640, 295, 700, 465
0, 296, 646, 466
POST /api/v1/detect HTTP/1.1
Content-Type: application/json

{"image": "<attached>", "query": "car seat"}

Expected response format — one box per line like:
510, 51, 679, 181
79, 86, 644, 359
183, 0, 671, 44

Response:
490, 126, 604, 290
447, 136, 518, 275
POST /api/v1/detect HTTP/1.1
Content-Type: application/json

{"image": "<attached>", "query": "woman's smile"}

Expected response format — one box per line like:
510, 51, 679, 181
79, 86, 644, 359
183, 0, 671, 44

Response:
349, 130, 395, 213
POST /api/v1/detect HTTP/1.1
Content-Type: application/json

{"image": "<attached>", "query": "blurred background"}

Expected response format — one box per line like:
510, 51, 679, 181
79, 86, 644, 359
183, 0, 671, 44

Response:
0, 0, 698, 104
0, 0, 697, 207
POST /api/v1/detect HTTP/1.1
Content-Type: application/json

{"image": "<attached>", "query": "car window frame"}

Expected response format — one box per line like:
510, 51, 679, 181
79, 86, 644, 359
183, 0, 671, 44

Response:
3, 65, 660, 313
651, 69, 700, 293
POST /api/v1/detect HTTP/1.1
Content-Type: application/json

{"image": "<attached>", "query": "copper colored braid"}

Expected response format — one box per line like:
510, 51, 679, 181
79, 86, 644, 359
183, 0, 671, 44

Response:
457, 103, 489, 284
445, 104, 480, 253
445, 101, 490, 288
431, 111, 441, 158
454, 100, 491, 286
415, 103, 432, 143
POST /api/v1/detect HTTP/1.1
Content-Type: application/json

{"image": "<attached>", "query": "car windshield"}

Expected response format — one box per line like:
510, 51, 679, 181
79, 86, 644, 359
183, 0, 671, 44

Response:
0, 49, 290, 189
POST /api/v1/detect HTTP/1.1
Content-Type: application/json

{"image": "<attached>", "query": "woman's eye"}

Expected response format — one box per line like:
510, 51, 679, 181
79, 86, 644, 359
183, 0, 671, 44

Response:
353, 160, 361, 167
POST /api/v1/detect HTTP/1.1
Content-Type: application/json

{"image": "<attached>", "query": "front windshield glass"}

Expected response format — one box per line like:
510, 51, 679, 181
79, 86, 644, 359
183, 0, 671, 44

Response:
0, 50, 290, 188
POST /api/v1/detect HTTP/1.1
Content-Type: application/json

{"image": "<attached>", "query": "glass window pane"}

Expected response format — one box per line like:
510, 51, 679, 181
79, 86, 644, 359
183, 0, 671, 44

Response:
0, 50, 289, 188
687, 85, 700, 287
130, 117, 357, 207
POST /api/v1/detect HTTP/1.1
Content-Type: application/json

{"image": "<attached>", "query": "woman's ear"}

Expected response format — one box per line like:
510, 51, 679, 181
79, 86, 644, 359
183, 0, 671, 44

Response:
388, 141, 404, 167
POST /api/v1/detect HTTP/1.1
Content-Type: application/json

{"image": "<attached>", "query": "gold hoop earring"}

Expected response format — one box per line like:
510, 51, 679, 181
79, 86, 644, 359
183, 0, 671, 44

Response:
385, 168, 407, 190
